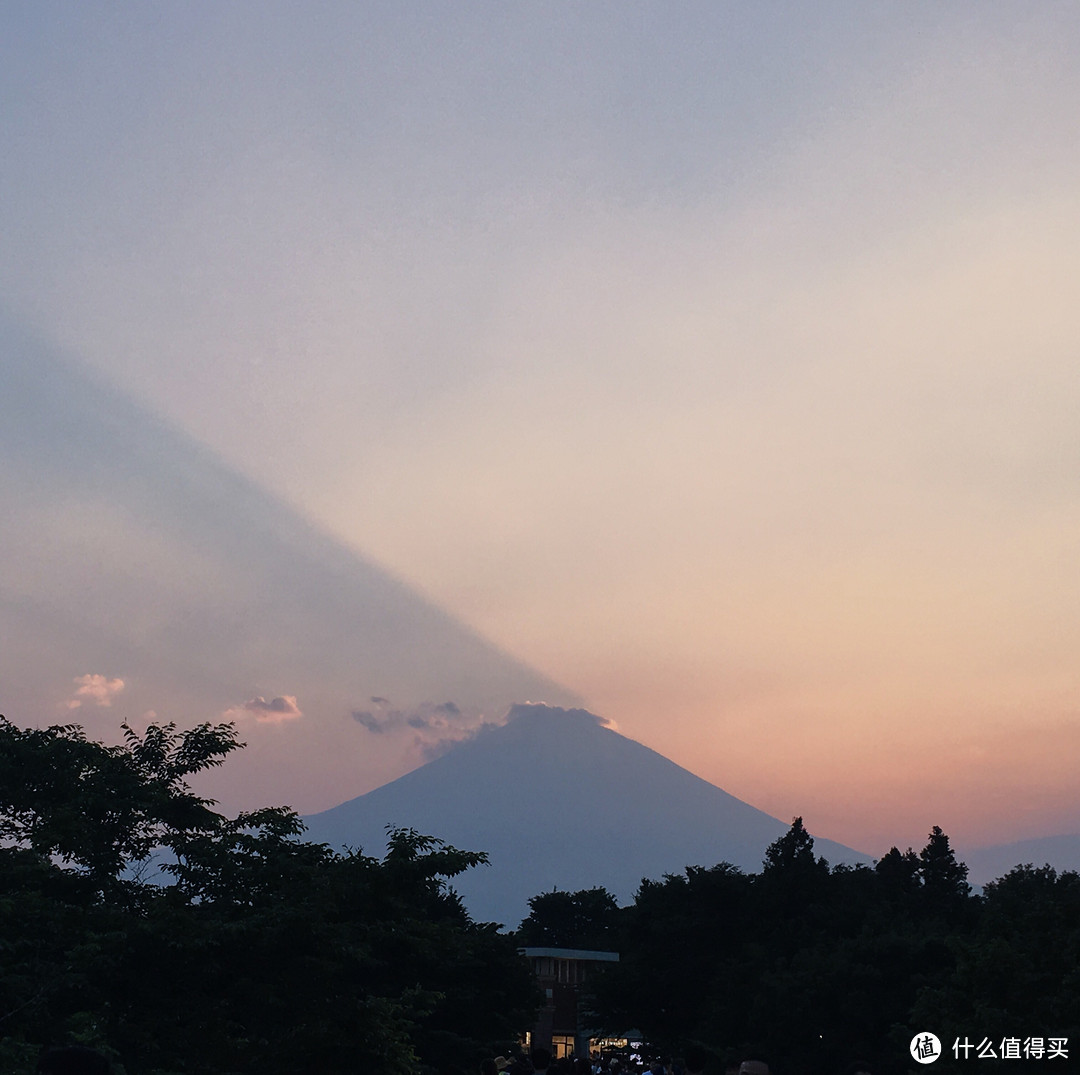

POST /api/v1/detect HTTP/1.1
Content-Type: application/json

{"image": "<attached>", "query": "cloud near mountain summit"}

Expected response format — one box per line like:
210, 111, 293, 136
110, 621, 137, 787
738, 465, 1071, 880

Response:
347, 698, 623, 762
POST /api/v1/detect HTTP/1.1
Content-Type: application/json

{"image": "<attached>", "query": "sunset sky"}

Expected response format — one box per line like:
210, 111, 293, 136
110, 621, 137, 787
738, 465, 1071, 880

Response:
3, 4, 1080, 856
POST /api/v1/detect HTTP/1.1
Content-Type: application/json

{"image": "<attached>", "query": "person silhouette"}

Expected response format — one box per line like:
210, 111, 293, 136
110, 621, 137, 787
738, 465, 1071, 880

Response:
739, 1059, 771, 1075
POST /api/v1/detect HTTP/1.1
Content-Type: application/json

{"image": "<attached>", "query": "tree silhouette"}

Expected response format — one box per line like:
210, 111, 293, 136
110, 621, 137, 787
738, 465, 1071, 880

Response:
0, 715, 537, 1075
762, 816, 823, 873
517, 886, 622, 949
918, 824, 971, 905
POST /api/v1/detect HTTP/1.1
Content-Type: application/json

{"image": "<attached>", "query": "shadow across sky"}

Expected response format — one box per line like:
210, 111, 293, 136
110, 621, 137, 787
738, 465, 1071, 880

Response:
0, 312, 577, 813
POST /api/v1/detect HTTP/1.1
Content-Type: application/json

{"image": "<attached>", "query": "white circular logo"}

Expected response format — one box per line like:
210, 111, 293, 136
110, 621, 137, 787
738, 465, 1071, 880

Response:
910, 1033, 942, 1065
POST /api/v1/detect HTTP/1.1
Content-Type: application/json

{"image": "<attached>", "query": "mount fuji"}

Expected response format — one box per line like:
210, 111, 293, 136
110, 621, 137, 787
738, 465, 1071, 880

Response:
304, 703, 872, 926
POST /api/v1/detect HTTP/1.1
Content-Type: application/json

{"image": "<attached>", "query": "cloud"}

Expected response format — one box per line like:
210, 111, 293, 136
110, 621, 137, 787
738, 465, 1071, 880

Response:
66, 673, 124, 709
349, 696, 461, 733
349, 698, 616, 763
504, 702, 617, 729
351, 709, 388, 733
349, 695, 400, 734
350, 696, 485, 754
225, 695, 303, 724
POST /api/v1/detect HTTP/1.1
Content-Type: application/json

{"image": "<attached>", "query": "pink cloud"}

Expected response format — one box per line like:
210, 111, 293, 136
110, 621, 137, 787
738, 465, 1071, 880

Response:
66, 673, 125, 709
225, 695, 303, 724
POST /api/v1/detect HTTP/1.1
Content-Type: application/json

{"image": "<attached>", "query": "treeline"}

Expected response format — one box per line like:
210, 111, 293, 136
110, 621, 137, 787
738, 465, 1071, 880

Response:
519, 822, 1080, 1075
0, 718, 535, 1075
2, 717, 1078, 1075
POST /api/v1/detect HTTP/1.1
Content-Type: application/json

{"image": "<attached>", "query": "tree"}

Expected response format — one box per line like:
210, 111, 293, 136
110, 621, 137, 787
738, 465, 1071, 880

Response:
0, 717, 236, 893
918, 825, 971, 907
911, 864, 1080, 1056
590, 863, 753, 1052
875, 846, 921, 897
517, 887, 623, 950
762, 817, 822, 874
586, 823, 986, 1075
757, 817, 831, 955
0, 715, 538, 1075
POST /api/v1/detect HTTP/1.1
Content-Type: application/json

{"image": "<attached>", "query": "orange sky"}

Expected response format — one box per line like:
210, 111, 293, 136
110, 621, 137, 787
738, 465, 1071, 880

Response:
2, 5, 1079, 856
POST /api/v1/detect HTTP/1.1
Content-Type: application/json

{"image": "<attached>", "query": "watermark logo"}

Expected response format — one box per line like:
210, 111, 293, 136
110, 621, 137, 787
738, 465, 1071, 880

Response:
952, 1036, 1069, 1061
910, 1034, 1070, 1062
911, 1033, 942, 1064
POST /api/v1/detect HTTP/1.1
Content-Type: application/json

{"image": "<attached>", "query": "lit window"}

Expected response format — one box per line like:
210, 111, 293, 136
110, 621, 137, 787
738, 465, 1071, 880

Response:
553, 1035, 575, 1059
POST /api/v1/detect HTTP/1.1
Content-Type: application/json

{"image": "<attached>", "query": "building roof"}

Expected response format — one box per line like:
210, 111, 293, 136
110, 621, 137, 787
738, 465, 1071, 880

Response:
519, 947, 619, 961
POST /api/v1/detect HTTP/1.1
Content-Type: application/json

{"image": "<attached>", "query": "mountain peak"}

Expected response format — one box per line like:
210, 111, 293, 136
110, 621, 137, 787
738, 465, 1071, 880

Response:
485, 703, 616, 747
306, 703, 870, 926
504, 702, 611, 728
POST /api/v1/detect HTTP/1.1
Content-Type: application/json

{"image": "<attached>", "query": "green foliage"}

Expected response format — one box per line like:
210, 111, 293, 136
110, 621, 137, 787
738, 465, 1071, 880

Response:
592, 863, 752, 1049
0, 716, 236, 890
7, 716, 1074, 1075
761, 816, 824, 875
587, 822, 1079, 1075
517, 886, 623, 950
911, 864, 1080, 1070
0, 716, 537, 1075
918, 824, 972, 915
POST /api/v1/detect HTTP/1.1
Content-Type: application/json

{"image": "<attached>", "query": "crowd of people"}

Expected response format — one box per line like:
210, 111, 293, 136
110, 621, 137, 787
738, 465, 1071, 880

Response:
479, 1048, 874, 1075
33, 1043, 876, 1073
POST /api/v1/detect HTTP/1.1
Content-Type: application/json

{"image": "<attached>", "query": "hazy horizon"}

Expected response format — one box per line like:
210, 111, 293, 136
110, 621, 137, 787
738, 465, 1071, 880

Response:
3, 4, 1080, 855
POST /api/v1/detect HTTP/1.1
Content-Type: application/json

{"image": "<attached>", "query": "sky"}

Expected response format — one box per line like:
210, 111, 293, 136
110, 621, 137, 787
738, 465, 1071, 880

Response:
2, 3, 1080, 855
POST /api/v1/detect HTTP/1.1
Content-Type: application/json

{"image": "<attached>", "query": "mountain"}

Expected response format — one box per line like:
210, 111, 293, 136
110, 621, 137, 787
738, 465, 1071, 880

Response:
959, 833, 1080, 887
304, 703, 872, 927
0, 314, 575, 814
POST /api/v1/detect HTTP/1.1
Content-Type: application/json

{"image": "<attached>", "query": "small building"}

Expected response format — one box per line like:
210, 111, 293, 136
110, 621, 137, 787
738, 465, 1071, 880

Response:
520, 946, 620, 1059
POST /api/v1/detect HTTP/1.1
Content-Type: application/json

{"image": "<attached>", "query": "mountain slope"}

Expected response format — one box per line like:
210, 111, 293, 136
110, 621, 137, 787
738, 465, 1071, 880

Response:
304, 703, 872, 926
959, 833, 1080, 887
